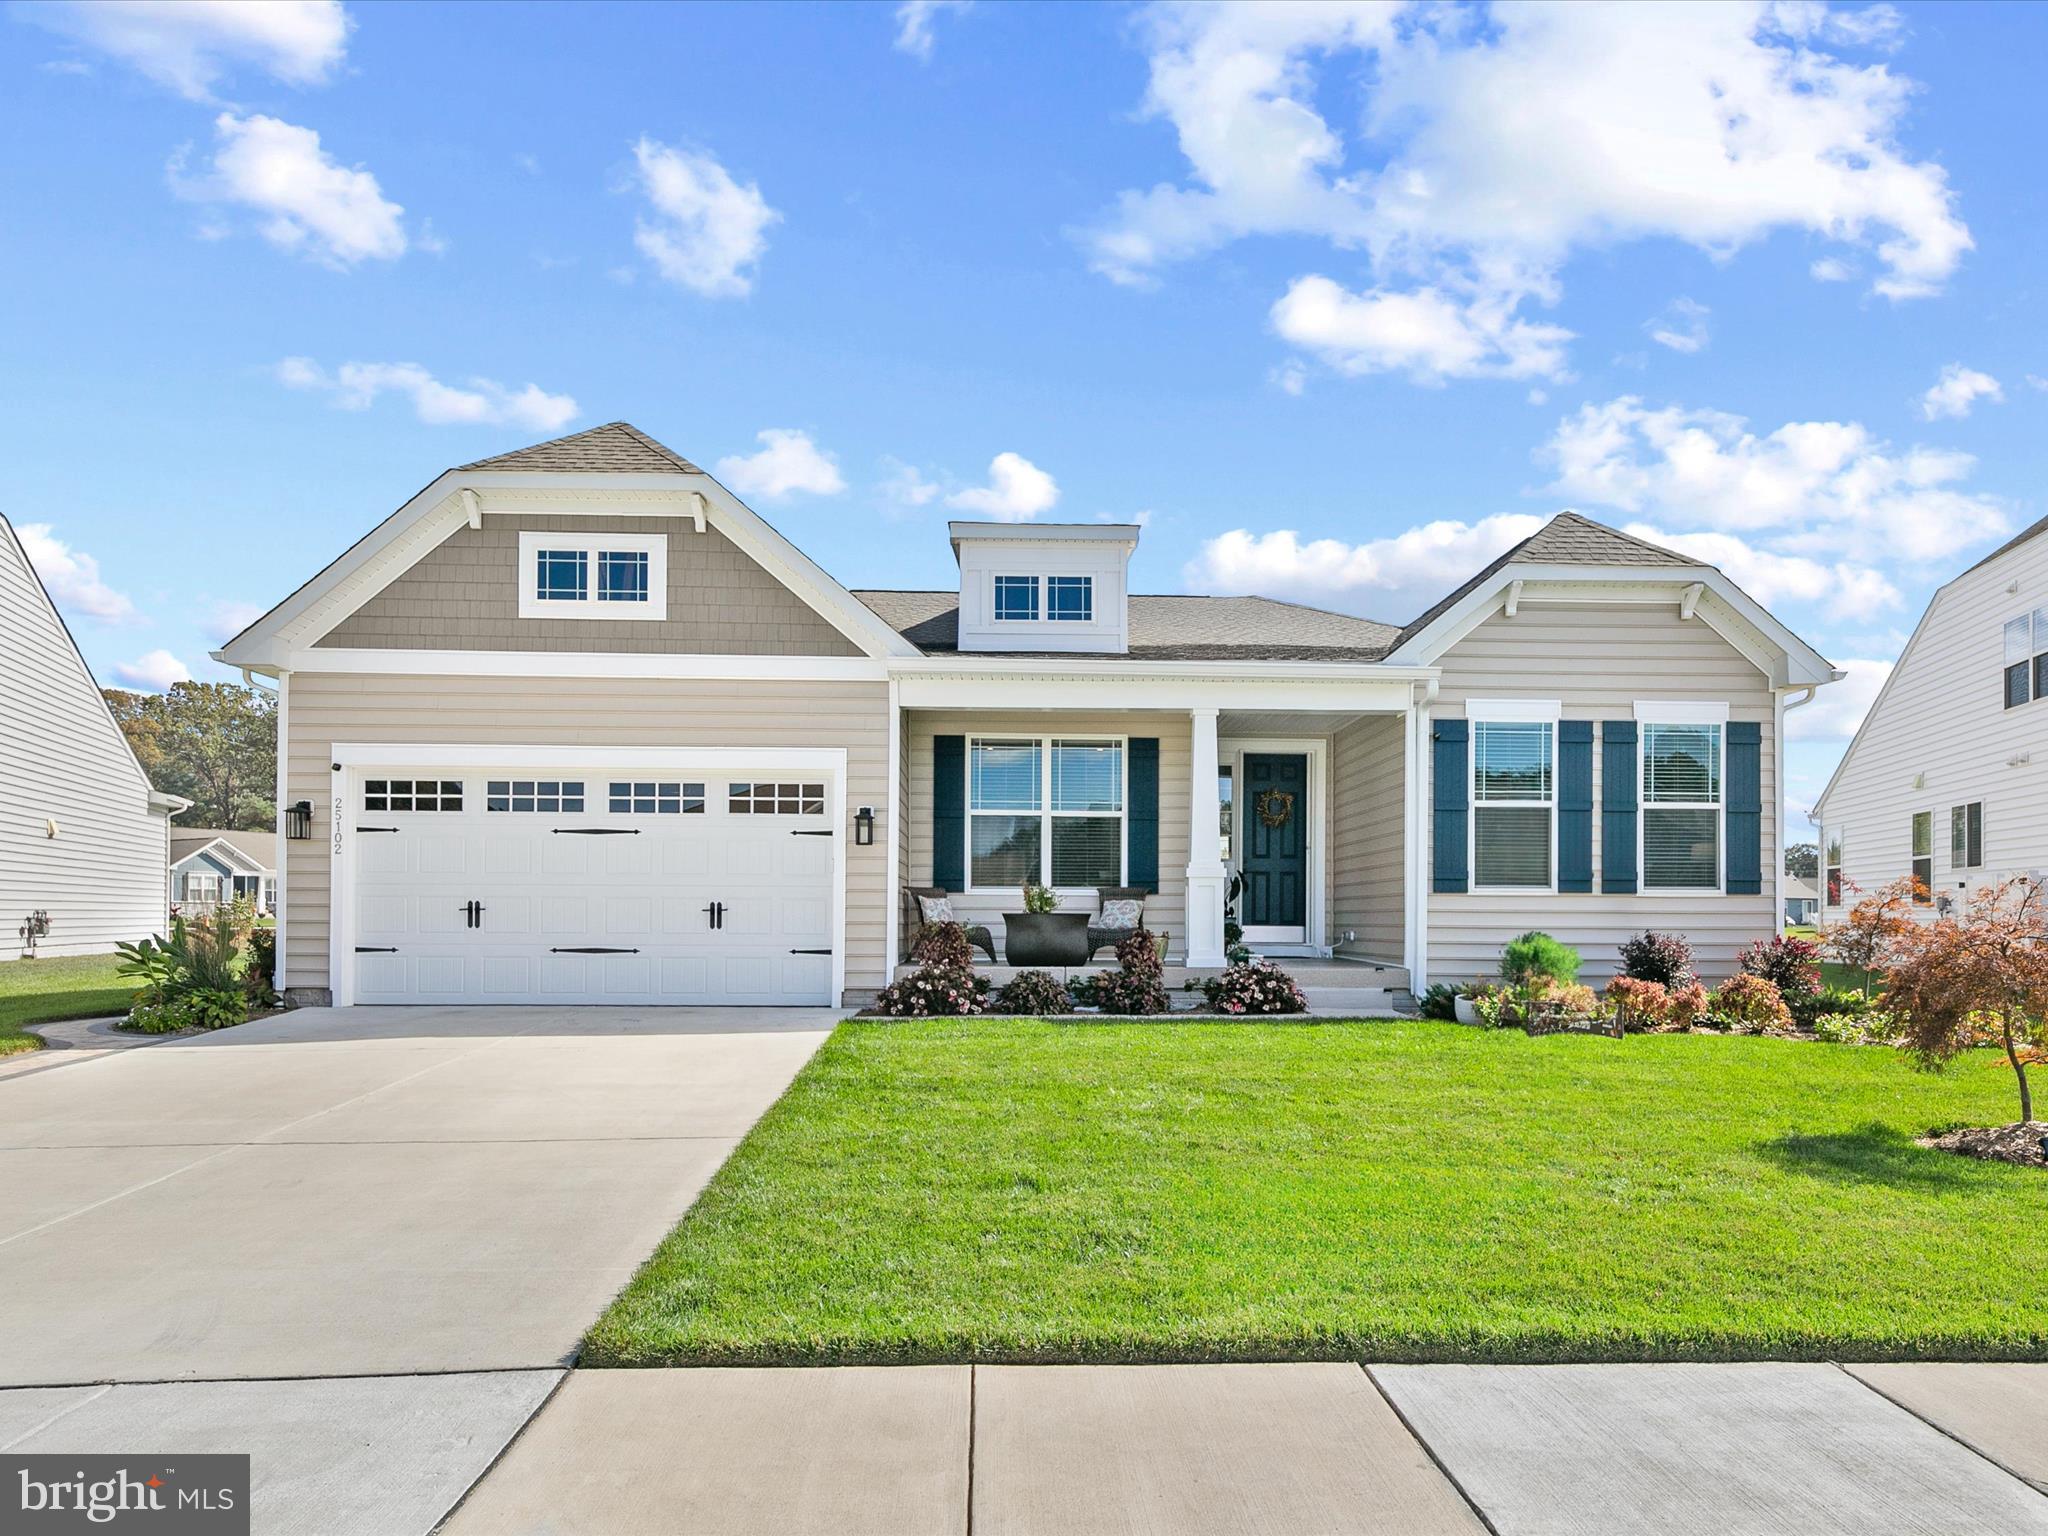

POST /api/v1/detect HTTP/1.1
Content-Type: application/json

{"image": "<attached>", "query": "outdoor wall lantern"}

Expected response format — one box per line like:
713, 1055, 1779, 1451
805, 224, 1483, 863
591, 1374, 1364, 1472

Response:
854, 805, 875, 846
286, 800, 313, 840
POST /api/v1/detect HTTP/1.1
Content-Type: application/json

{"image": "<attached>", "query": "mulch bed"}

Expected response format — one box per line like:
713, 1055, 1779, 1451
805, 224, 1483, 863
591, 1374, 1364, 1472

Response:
1918, 1122, 2048, 1170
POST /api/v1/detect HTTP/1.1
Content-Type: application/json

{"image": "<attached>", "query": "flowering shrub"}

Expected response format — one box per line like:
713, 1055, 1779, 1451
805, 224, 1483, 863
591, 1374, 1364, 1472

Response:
1619, 931, 1696, 989
1739, 934, 1822, 1022
912, 920, 974, 969
1083, 928, 1169, 1015
1116, 927, 1164, 978
872, 964, 989, 1017
1190, 960, 1307, 1015
1666, 981, 1711, 1030
1604, 976, 1670, 1031
1709, 973, 1793, 1034
994, 969, 1072, 1015
1813, 1010, 1898, 1045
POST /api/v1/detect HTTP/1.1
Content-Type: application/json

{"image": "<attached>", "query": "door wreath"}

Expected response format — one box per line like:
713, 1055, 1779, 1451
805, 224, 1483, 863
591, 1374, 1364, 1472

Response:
1254, 788, 1296, 830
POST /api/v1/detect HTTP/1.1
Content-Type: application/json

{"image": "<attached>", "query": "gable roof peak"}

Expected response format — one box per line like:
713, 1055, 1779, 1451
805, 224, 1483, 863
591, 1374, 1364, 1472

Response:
456, 421, 700, 475
1508, 510, 1697, 569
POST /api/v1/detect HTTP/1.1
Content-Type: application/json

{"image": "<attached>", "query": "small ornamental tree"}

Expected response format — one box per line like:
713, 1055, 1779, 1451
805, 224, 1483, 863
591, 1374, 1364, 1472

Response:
1824, 876, 1920, 999
1738, 934, 1823, 1026
1886, 878, 2048, 1126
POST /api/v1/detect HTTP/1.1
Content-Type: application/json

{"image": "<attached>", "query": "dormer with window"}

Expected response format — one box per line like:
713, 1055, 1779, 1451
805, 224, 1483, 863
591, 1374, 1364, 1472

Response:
950, 522, 1137, 653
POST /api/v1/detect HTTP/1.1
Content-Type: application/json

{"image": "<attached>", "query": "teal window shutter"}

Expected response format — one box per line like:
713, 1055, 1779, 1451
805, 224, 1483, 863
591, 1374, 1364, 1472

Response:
1432, 720, 1469, 894
1601, 721, 1638, 893
932, 735, 965, 890
1726, 721, 1762, 894
1558, 720, 1593, 892
1127, 738, 1160, 892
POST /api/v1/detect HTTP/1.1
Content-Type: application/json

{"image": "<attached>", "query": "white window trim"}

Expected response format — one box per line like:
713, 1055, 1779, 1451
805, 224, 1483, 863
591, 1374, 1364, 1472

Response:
1910, 808, 1935, 903
1639, 717, 1725, 896
965, 734, 1128, 894
517, 531, 669, 621
1950, 800, 1984, 871
1469, 717, 1558, 896
1824, 825, 1844, 910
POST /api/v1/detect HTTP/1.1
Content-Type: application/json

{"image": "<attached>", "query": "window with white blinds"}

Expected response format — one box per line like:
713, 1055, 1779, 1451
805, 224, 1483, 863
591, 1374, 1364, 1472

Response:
968, 737, 1124, 888
1472, 720, 1553, 889
1641, 722, 1721, 890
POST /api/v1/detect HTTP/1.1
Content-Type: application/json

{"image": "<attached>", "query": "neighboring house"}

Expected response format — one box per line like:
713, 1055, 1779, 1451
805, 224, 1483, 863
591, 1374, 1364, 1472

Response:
1784, 875, 1819, 927
169, 829, 277, 915
216, 422, 1839, 1008
1, 511, 186, 960
1813, 513, 2048, 923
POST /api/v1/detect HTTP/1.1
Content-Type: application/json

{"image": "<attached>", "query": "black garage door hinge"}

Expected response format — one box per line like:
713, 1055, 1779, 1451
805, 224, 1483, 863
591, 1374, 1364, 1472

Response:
790, 829, 833, 837
789, 948, 833, 955
356, 826, 399, 834
550, 946, 641, 954
355, 945, 398, 953
553, 828, 640, 836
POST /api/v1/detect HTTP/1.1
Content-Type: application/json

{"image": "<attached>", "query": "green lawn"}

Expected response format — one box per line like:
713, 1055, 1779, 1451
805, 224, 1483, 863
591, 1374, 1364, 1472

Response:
586, 1018, 2047, 1368
0, 952, 133, 1055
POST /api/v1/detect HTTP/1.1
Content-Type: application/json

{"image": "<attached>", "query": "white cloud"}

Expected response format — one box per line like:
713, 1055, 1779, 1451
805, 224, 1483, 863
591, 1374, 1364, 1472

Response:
1615, 524, 1899, 610
1648, 297, 1711, 354
878, 457, 944, 509
1270, 358, 1307, 396
1917, 362, 2003, 421
1810, 256, 1856, 282
205, 599, 270, 644
1542, 395, 2008, 563
112, 649, 192, 692
1271, 274, 1572, 383
1787, 657, 1893, 740
629, 138, 779, 298
24, 0, 349, 102
15, 523, 137, 623
2029, 375, 2048, 393
276, 357, 578, 431
894, 0, 970, 60
715, 429, 847, 501
171, 112, 406, 267
1184, 513, 1544, 618
1086, 2, 1970, 381
945, 453, 1060, 520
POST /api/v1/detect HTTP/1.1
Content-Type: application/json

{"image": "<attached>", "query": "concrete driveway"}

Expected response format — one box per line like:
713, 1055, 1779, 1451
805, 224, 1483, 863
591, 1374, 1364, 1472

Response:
0, 1004, 833, 1386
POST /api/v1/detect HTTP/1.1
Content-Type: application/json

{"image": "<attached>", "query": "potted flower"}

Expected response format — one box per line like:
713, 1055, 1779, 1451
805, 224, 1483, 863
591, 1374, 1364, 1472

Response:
1453, 983, 1489, 1026
1002, 883, 1092, 966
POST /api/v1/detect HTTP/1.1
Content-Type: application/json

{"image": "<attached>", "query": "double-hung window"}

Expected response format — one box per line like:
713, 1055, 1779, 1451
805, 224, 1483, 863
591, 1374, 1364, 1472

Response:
1910, 810, 1933, 901
1951, 801, 1983, 870
518, 532, 667, 620
968, 737, 1123, 887
1641, 721, 1722, 890
1471, 719, 1554, 889
1825, 827, 1844, 907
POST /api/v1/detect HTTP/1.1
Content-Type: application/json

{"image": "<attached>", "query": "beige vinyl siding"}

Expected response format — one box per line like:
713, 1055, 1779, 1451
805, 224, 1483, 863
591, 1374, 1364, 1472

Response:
282, 673, 891, 995
1816, 531, 2048, 920
1331, 713, 1405, 962
317, 515, 862, 656
0, 520, 170, 960
905, 711, 1191, 960
1428, 602, 1778, 984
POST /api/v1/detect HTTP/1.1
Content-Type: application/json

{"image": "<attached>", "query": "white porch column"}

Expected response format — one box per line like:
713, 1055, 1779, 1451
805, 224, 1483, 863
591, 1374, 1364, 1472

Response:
1185, 707, 1227, 967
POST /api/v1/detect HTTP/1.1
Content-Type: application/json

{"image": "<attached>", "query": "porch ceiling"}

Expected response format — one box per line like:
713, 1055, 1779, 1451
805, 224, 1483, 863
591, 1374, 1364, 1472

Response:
1218, 709, 1375, 735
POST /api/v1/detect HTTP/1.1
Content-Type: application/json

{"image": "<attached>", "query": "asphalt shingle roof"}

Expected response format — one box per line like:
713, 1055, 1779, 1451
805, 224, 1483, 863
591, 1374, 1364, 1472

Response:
169, 829, 276, 871
458, 422, 699, 475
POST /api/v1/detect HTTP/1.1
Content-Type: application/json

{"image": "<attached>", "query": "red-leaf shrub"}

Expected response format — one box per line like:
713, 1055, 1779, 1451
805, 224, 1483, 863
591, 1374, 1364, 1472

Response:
1192, 960, 1307, 1015
873, 964, 989, 1017
912, 920, 973, 969
994, 969, 1072, 1015
1710, 973, 1792, 1034
1619, 930, 1696, 989
1666, 981, 1711, 1030
1604, 976, 1670, 1031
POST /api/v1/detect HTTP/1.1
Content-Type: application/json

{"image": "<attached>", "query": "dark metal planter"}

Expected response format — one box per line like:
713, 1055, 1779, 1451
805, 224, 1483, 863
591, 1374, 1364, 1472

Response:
1001, 911, 1091, 966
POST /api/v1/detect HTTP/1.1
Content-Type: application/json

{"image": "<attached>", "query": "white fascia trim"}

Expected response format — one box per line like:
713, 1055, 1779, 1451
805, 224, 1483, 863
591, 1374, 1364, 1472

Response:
147, 791, 192, 816
271, 648, 889, 681
1634, 699, 1732, 724
1467, 697, 1562, 722
331, 743, 848, 771
897, 671, 1421, 713
174, 838, 271, 875
891, 655, 1437, 683
1385, 564, 1837, 686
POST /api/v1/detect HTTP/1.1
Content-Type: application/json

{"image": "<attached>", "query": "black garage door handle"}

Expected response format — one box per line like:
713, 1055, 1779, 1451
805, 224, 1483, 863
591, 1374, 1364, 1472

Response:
552, 829, 640, 836
550, 946, 641, 954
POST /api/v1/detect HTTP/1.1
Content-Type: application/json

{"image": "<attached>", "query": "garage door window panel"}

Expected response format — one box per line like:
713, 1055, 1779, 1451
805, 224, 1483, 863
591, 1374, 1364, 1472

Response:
487, 780, 586, 813
610, 781, 704, 814
728, 782, 825, 815
365, 779, 463, 812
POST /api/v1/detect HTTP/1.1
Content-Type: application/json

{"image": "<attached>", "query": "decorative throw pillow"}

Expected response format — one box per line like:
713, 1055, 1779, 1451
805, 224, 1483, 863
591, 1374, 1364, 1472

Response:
918, 894, 956, 924
1099, 898, 1142, 929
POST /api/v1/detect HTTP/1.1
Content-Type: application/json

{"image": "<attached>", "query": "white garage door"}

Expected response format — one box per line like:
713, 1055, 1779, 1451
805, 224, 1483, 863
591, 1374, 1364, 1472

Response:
349, 769, 835, 1005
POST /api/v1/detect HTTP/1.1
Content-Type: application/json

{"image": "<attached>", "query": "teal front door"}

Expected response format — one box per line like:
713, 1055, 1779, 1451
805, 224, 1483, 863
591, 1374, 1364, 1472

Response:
1240, 753, 1307, 939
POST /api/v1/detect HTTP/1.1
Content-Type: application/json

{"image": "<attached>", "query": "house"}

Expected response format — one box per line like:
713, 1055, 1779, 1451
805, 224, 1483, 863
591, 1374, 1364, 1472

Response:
1, 512, 186, 960
1784, 874, 1819, 927
1813, 512, 2048, 922
169, 829, 278, 915
215, 422, 1839, 1008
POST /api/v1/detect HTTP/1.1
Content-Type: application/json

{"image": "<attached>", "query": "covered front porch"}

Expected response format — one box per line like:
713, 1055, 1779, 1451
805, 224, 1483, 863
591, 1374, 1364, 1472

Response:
883, 666, 1431, 1000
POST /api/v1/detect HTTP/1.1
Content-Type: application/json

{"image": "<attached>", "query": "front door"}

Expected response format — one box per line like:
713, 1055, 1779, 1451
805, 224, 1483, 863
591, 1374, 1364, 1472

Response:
1239, 753, 1307, 943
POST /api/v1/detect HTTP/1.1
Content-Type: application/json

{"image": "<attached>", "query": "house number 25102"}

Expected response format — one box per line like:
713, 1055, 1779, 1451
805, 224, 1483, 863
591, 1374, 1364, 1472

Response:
332, 796, 345, 858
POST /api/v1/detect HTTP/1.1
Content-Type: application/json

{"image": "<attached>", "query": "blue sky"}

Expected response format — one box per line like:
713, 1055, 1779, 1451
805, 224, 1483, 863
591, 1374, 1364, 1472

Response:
5, 0, 2045, 843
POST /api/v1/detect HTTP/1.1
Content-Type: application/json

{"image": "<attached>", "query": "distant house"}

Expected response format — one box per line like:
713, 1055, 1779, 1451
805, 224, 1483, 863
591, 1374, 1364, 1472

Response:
1783, 875, 1819, 926
1, 512, 186, 960
169, 830, 277, 915
1814, 511, 2048, 923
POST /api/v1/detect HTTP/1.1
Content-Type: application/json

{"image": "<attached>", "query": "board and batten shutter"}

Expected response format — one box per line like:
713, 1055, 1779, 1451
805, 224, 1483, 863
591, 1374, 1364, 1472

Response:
1127, 737, 1160, 892
1601, 721, 1638, 894
932, 734, 966, 890
1725, 720, 1763, 895
1558, 720, 1594, 893
1432, 719, 1469, 894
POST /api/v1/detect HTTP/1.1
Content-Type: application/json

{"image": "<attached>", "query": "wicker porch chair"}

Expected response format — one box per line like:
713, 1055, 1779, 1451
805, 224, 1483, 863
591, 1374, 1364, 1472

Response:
1085, 885, 1151, 961
904, 887, 998, 964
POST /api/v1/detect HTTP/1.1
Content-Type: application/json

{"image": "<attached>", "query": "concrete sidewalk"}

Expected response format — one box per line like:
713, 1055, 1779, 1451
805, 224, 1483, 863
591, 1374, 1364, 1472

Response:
443, 1360, 2048, 1536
